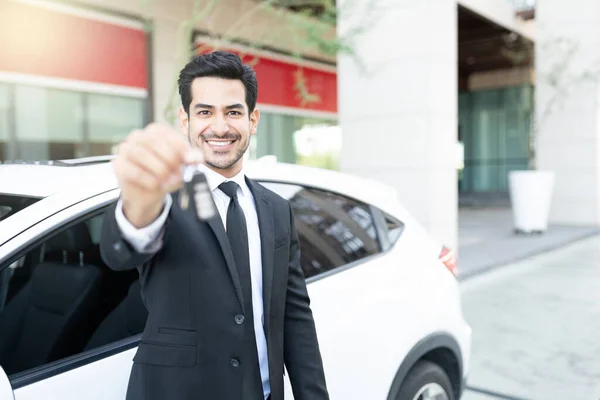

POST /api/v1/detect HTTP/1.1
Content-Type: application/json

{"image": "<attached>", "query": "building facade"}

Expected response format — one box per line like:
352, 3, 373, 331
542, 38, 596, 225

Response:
0, 0, 540, 248
0, 0, 340, 168
337, 0, 535, 248
0, 0, 150, 161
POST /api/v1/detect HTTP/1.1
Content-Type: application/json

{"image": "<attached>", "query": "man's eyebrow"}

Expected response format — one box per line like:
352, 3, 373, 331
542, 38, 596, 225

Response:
194, 103, 214, 109
193, 103, 244, 110
225, 103, 244, 110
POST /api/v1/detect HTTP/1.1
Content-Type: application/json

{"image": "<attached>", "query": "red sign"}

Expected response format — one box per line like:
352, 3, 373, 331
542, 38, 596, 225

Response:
196, 43, 337, 114
0, 1, 148, 89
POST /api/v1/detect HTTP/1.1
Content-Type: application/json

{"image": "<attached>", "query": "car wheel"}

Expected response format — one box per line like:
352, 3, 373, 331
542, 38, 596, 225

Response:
395, 360, 455, 400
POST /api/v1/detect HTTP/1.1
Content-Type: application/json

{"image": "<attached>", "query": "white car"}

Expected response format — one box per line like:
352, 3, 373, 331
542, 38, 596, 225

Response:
0, 156, 471, 400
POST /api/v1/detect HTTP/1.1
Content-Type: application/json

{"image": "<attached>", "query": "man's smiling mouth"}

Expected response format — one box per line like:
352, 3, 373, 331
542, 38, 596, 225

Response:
206, 140, 234, 147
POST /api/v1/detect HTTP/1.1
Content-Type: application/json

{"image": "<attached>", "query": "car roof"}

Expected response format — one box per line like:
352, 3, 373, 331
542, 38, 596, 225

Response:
0, 156, 401, 213
0, 159, 113, 198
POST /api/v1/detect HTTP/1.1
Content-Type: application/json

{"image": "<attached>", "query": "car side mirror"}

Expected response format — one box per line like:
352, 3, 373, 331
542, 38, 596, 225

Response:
0, 366, 14, 400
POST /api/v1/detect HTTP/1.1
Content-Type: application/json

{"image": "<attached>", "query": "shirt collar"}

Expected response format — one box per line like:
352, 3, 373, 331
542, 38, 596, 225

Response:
199, 164, 249, 196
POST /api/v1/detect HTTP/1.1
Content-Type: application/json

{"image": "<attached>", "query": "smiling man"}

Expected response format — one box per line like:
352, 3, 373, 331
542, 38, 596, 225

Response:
100, 51, 329, 400
179, 69, 255, 175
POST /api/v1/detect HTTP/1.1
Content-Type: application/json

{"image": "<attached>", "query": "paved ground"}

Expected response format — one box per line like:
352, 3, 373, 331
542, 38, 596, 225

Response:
459, 236, 600, 400
458, 208, 600, 280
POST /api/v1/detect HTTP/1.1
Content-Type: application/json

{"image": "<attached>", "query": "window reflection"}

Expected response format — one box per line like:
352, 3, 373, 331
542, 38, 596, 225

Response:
262, 181, 381, 278
250, 112, 340, 171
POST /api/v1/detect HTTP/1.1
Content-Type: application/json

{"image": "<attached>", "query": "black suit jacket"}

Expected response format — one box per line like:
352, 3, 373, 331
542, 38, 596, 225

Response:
100, 177, 329, 400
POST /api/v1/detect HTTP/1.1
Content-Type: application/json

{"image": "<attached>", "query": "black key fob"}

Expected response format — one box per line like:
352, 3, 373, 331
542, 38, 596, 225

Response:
179, 165, 217, 220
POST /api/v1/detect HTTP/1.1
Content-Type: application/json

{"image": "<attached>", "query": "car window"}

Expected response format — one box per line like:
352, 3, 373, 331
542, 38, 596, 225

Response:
0, 194, 41, 222
0, 209, 144, 379
260, 182, 381, 279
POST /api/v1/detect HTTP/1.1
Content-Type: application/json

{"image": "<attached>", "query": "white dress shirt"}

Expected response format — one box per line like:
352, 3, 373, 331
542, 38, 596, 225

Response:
115, 164, 270, 399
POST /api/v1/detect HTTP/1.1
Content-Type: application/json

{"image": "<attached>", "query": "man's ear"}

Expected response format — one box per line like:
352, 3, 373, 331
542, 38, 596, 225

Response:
178, 107, 189, 134
250, 108, 260, 136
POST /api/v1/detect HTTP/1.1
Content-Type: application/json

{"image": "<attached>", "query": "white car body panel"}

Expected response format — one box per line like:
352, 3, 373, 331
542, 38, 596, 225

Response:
0, 159, 471, 400
13, 349, 135, 400
293, 225, 471, 399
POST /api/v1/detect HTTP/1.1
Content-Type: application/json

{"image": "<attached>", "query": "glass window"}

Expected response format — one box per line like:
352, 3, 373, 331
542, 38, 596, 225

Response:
0, 84, 145, 162
0, 83, 9, 161
254, 112, 298, 164
260, 181, 381, 278
294, 123, 341, 171
0, 194, 41, 222
459, 85, 531, 193
14, 86, 85, 161
0, 211, 145, 378
87, 94, 144, 156
252, 111, 340, 170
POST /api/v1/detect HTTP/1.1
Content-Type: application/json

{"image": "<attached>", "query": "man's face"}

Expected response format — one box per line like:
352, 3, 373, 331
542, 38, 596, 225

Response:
179, 77, 259, 177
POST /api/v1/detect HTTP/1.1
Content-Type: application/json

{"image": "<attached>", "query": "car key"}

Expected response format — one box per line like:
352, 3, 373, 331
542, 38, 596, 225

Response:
179, 164, 217, 220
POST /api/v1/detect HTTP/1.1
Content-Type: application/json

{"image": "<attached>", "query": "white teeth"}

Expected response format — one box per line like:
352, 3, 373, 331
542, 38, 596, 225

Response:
208, 141, 233, 147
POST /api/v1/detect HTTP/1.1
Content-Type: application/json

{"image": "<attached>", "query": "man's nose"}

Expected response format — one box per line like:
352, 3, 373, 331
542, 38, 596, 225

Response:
211, 114, 229, 134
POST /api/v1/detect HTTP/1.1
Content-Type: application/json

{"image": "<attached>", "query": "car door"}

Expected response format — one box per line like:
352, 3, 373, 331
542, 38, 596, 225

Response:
0, 189, 145, 400
261, 181, 463, 400
0, 180, 413, 400
257, 181, 413, 399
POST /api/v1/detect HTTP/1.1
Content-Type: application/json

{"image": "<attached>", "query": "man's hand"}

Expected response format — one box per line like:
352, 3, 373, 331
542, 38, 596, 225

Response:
112, 123, 203, 228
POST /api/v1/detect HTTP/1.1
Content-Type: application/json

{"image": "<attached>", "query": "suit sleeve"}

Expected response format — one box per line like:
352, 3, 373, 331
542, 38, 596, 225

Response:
99, 197, 169, 273
114, 195, 172, 254
283, 202, 329, 400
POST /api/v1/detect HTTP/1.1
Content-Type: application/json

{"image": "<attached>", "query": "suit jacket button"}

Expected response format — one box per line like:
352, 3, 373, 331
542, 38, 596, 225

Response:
113, 242, 122, 251
231, 358, 240, 367
235, 314, 245, 325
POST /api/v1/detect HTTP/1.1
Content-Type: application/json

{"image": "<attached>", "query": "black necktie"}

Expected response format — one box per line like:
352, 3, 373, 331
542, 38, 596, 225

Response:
218, 181, 263, 399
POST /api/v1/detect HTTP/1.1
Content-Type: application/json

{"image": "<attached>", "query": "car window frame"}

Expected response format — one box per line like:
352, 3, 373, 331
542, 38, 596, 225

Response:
0, 190, 118, 266
0, 189, 142, 389
370, 206, 393, 251
371, 207, 405, 252
256, 179, 405, 283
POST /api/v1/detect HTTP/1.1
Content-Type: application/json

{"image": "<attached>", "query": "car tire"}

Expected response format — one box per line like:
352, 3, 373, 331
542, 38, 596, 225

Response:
395, 360, 455, 400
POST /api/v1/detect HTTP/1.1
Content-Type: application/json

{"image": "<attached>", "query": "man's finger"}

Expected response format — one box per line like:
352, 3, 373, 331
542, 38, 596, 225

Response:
184, 148, 204, 164
147, 123, 190, 153
123, 143, 174, 184
118, 162, 161, 192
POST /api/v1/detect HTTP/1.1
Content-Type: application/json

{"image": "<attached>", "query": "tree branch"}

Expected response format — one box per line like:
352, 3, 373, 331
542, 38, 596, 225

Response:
141, 0, 382, 123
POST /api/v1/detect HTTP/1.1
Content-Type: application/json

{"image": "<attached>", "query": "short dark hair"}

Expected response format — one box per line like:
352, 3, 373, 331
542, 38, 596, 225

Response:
178, 51, 258, 115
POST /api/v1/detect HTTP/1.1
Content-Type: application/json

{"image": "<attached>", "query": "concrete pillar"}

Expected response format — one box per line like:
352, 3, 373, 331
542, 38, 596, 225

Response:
536, 0, 600, 225
337, 0, 458, 249
150, 17, 182, 124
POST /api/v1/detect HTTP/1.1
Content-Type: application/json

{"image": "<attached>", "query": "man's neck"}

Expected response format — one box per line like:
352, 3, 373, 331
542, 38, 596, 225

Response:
205, 163, 243, 179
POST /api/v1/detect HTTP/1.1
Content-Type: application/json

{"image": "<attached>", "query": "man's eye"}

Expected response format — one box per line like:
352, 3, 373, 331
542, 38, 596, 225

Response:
197, 110, 210, 115
228, 111, 241, 116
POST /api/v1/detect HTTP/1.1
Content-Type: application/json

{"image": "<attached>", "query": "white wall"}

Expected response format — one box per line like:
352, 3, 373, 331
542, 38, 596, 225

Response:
536, 0, 600, 225
337, 0, 458, 250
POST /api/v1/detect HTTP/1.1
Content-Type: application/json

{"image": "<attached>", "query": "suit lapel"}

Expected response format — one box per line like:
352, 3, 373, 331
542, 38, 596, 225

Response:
246, 177, 274, 335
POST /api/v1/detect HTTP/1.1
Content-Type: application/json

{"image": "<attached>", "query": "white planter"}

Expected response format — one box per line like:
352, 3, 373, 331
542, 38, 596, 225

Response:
508, 170, 555, 234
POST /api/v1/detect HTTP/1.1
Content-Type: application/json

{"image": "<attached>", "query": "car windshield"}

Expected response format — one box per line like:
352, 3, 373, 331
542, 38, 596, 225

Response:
0, 194, 41, 222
